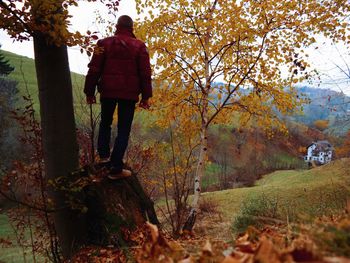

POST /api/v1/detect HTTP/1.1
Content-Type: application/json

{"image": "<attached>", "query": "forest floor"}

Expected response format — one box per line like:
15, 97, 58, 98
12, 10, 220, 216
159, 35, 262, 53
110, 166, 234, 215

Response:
89, 158, 348, 262
152, 158, 350, 262
1, 158, 349, 262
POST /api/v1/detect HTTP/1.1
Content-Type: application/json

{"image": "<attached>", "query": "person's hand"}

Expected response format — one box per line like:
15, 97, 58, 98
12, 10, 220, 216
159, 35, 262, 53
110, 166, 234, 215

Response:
139, 98, 150, 109
86, 96, 96, 104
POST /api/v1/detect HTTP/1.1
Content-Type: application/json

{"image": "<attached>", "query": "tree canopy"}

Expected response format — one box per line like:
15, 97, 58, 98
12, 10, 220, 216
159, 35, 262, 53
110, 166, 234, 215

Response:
135, 0, 350, 230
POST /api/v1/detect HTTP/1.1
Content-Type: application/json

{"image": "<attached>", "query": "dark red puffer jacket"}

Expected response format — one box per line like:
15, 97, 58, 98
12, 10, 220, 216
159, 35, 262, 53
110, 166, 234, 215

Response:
84, 29, 152, 101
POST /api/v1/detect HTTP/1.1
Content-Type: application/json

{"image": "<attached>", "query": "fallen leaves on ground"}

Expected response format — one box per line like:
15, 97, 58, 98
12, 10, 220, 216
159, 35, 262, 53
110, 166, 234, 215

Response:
70, 213, 350, 263
70, 247, 126, 262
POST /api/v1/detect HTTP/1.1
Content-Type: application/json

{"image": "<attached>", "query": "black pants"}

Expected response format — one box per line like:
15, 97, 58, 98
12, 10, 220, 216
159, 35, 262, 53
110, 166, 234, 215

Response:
97, 98, 136, 172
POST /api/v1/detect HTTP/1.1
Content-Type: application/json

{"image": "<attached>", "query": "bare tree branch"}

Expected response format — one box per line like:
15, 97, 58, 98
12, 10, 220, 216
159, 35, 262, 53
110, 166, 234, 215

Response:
161, 47, 204, 89
206, 33, 268, 126
0, 189, 65, 213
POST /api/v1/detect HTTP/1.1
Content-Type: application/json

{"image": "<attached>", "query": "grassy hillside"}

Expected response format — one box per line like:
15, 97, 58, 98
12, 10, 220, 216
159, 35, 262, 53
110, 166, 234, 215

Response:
1, 159, 349, 261
1, 50, 86, 113
203, 158, 350, 222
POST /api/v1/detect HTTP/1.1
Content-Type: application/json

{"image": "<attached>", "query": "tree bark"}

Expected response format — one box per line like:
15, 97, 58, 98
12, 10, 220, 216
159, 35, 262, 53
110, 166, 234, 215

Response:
183, 25, 211, 232
85, 172, 160, 245
182, 124, 208, 232
33, 33, 86, 259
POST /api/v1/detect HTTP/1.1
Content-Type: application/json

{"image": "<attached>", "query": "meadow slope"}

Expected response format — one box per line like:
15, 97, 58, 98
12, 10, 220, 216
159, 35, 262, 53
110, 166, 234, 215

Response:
1, 50, 149, 124
1, 50, 87, 116
204, 158, 349, 220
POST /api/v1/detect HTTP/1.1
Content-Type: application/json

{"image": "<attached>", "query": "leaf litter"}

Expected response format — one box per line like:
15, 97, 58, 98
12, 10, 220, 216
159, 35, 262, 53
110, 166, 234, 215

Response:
70, 210, 350, 263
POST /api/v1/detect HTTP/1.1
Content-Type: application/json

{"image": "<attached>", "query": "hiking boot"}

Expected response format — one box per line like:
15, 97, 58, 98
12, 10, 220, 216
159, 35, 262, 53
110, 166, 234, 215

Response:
108, 168, 132, 180
99, 157, 110, 164
96, 157, 111, 169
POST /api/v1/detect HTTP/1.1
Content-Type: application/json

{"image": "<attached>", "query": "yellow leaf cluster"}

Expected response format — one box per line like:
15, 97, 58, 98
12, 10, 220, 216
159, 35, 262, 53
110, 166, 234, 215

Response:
135, 0, 350, 134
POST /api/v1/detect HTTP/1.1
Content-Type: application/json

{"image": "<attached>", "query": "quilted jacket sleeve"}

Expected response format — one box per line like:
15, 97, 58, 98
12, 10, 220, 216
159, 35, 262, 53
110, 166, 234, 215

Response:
84, 40, 105, 97
137, 43, 153, 100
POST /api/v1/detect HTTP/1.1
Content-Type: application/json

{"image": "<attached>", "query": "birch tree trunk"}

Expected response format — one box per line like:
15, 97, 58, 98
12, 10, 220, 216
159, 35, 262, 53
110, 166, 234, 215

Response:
183, 18, 212, 231
182, 121, 208, 231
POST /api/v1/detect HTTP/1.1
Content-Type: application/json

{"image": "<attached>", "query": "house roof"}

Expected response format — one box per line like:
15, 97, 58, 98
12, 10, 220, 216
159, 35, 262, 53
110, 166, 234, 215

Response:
309, 140, 333, 152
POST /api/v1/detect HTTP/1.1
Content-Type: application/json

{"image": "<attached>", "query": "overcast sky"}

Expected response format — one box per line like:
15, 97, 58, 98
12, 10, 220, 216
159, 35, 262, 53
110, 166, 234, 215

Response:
0, 1, 137, 74
0, 1, 349, 95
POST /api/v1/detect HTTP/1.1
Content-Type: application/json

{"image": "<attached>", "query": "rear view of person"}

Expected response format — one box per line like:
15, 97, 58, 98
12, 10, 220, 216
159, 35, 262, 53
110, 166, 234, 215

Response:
84, 15, 152, 179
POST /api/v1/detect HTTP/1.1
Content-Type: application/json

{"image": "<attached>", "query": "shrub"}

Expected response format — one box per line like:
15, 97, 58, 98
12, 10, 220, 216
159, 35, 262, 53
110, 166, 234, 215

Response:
232, 185, 350, 235
232, 193, 280, 234
198, 198, 219, 215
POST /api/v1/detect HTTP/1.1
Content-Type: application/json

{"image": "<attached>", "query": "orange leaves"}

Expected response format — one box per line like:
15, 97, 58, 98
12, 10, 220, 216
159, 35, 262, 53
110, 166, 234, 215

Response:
313, 119, 330, 131
0, 0, 120, 48
254, 236, 281, 263
220, 228, 332, 263
69, 212, 350, 262
135, 223, 180, 263
335, 130, 350, 158
70, 246, 126, 262
298, 146, 307, 155
202, 239, 214, 256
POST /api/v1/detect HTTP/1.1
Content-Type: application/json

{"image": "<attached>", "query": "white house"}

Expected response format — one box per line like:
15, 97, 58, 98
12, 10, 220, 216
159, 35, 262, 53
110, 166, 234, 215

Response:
304, 140, 333, 165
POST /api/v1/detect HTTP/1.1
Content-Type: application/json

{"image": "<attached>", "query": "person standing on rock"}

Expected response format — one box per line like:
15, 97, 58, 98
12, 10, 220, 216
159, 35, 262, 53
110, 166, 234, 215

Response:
84, 15, 152, 179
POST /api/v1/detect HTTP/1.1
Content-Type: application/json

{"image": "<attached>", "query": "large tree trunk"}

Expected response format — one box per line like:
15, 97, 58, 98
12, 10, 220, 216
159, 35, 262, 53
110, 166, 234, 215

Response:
33, 33, 86, 259
85, 172, 160, 245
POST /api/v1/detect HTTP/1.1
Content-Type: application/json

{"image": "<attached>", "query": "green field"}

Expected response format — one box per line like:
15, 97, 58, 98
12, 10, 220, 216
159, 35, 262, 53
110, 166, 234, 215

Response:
1, 50, 90, 120
2, 50, 85, 102
202, 158, 350, 221
0, 214, 37, 263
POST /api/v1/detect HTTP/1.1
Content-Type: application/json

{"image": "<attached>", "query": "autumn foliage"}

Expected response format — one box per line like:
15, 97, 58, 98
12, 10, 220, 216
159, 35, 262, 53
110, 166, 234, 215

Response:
313, 120, 330, 131
135, 0, 350, 230
0, 0, 124, 258
0, 96, 61, 262
70, 210, 350, 263
1, 0, 350, 261
0, 0, 120, 53
336, 130, 350, 158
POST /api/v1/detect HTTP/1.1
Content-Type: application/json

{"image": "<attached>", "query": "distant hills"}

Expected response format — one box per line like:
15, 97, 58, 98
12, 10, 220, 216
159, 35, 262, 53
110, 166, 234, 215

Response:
2, 49, 350, 135
293, 86, 350, 135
